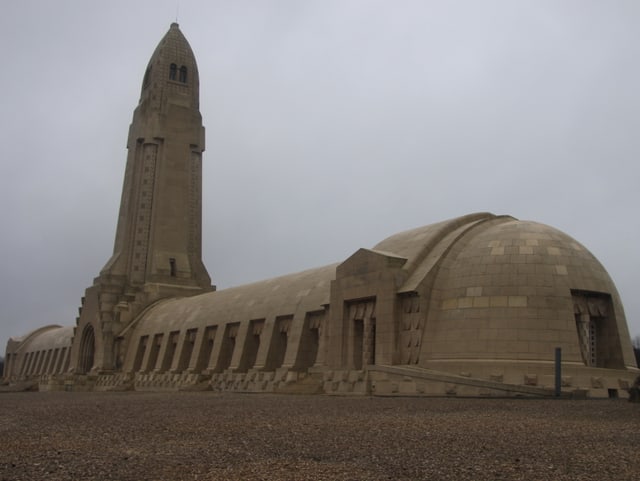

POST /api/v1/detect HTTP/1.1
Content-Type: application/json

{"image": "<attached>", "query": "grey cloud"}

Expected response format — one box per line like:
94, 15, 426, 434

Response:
1, 0, 638, 349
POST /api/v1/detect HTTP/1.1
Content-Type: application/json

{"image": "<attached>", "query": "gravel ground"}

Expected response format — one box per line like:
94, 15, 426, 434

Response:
0, 391, 638, 481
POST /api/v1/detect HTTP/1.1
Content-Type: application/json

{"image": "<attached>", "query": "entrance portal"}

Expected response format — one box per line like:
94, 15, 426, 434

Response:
78, 325, 96, 374
572, 290, 623, 369
347, 298, 376, 369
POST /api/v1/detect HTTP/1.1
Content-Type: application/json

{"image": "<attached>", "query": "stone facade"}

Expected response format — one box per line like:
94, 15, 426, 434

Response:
3, 24, 638, 398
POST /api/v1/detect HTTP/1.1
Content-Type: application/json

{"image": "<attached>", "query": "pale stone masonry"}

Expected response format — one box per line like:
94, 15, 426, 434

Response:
3, 24, 638, 397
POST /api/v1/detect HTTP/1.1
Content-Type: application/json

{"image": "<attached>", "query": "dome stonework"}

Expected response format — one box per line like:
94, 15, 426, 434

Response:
423, 219, 632, 371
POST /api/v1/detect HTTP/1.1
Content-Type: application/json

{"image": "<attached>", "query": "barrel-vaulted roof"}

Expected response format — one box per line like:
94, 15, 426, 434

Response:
130, 263, 338, 336
11, 325, 73, 353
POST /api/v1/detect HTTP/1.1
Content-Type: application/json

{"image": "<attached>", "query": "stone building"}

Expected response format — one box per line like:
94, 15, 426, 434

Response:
3, 24, 638, 397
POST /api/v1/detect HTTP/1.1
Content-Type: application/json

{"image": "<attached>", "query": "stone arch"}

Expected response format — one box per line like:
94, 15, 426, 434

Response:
78, 325, 96, 374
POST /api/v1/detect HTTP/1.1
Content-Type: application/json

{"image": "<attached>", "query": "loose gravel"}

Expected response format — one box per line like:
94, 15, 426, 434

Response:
1, 392, 638, 480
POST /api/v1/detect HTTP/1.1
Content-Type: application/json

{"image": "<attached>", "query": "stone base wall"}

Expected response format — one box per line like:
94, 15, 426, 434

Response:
321, 370, 370, 395
421, 360, 638, 398
209, 369, 323, 395
134, 372, 207, 391
94, 373, 134, 391
37, 374, 98, 392
25, 363, 639, 399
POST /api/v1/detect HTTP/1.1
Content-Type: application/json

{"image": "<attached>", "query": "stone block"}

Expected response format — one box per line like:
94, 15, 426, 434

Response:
472, 296, 490, 308
466, 286, 482, 297
398, 381, 417, 395
338, 381, 354, 393
322, 381, 336, 393
588, 388, 608, 399
372, 381, 394, 395
352, 381, 369, 394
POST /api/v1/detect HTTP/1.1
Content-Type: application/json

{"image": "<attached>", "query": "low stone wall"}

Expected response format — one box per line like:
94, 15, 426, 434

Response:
19, 364, 639, 399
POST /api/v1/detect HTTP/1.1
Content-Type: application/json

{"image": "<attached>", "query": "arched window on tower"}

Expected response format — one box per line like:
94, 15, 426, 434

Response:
169, 63, 177, 80
179, 66, 187, 83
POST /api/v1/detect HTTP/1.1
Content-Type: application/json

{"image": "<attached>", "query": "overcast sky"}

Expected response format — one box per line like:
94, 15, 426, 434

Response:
1, 1, 639, 352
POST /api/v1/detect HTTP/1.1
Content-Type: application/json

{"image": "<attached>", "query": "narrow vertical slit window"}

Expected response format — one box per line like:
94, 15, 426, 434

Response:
169, 258, 177, 277
179, 66, 187, 83
169, 63, 177, 80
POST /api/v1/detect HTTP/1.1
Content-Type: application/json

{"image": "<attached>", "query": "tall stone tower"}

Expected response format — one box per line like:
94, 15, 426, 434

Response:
69, 23, 213, 374
102, 22, 211, 291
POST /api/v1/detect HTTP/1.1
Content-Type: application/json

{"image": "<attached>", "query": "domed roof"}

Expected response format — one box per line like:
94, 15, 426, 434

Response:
420, 217, 634, 368
435, 218, 619, 300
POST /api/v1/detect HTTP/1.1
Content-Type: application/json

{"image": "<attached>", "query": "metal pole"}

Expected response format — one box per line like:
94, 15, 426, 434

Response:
555, 347, 562, 398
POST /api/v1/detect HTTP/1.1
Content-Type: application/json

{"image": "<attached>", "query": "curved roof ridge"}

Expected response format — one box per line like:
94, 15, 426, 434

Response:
8, 324, 64, 347
218, 262, 340, 293
398, 214, 515, 293
11, 325, 74, 353
362, 247, 408, 259
374, 212, 498, 275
